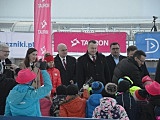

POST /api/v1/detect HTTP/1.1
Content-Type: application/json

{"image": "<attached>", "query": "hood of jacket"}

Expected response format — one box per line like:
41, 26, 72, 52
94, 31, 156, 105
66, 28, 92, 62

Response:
88, 94, 102, 106
7, 84, 34, 105
99, 97, 117, 111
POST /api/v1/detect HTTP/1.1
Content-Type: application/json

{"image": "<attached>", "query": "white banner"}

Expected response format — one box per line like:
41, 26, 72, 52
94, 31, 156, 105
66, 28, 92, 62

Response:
0, 32, 34, 58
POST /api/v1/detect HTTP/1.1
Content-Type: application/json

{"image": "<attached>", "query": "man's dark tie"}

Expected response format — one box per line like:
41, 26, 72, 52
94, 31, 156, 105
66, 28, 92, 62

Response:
92, 56, 96, 62
63, 59, 67, 69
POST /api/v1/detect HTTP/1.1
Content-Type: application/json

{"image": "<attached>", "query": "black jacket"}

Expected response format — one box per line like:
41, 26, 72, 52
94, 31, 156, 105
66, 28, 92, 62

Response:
1, 58, 14, 79
116, 92, 137, 120
155, 58, 160, 83
76, 52, 111, 89
54, 55, 76, 86
106, 54, 126, 79
112, 57, 143, 88
0, 74, 17, 115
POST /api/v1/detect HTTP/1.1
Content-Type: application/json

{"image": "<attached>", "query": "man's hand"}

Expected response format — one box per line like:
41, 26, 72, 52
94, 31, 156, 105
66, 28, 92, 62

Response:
70, 80, 74, 84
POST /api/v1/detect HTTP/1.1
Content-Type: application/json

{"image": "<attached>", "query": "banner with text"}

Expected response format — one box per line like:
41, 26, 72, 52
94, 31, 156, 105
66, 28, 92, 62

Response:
0, 32, 34, 58
54, 32, 127, 53
34, 0, 52, 58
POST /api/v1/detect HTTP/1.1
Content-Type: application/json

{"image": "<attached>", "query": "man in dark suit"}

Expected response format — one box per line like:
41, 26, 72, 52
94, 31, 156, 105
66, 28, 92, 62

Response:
54, 43, 76, 86
76, 40, 111, 89
106, 42, 126, 80
127, 45, 149, 77
0, 63, 17, 115
155, 58, 160, 83
0, 43, 14, 78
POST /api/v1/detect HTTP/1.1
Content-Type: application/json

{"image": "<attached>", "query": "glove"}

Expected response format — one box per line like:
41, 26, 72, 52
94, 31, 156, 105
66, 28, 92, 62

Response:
83, 84, 89, 90
36, 59, 47, 70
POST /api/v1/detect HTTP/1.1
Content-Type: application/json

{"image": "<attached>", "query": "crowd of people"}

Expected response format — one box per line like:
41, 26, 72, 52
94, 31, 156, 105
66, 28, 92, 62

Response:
0, 40, 160, 120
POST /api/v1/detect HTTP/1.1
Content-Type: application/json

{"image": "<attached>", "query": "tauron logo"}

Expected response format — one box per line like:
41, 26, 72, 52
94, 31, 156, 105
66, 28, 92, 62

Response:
71, 38, 80, 47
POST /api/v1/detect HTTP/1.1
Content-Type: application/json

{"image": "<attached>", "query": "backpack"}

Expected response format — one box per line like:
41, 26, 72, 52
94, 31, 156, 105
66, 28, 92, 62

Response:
50, 95, 66, 116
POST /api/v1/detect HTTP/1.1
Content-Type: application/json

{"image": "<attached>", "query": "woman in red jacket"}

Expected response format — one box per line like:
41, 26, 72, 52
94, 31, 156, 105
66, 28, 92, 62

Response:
41, 54, 62, 98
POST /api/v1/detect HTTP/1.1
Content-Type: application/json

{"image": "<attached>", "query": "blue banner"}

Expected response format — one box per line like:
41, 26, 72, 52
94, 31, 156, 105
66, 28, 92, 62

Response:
0, 116, 98, 120
135, 32, 160, 59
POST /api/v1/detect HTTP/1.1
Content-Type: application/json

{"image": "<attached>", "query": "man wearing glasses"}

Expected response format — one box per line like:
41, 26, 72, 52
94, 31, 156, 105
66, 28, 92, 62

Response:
127, 45, 149, 77
0, 43, 14, 78
106, 42, 126, 79
112, 50, 146, 88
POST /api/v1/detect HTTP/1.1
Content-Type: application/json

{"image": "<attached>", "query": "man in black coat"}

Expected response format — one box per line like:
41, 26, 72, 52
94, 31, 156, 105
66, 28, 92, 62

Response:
112, 50, 146, 88
127, 45, 149, 77
155, 58, 160, 83
0, 63, 17, 115
76, 40, 111, 89
54, 43, 76, 86
0, 43, 14, 79
106, 42, 126, 79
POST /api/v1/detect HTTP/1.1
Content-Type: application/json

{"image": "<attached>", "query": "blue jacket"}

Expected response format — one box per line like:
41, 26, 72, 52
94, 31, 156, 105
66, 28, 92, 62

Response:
86, 94, 102, 118
4, 70, 52, 117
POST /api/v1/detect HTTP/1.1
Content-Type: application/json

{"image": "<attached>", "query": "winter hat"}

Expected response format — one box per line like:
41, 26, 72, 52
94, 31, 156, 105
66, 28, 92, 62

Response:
145, 81, 160, 96
121, 76, 133, 85
133, 89, 147, 101
56, 85, 67, 95
16, 68, 37, 84
142, 75, 154, 84
91, 81, 104, 94
44, 55, 54, 62
101, 83, 117, 98
118, 79, 131, 92
67, 84, 78, 95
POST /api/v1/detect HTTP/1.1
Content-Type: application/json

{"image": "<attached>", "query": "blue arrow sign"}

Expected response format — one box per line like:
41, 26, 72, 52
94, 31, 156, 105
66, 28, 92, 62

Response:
135, 32, 160, 59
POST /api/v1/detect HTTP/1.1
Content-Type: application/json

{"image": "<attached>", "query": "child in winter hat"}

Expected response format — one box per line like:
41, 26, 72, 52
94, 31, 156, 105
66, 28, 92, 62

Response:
91, 81, 104, 94
42, 53, 62, 98
5, 62, 52, 117
116, 78, 137, 120
59, 84, 86, 117
145, 81, 160, 120
93, 82, 129, 120
86, 81, 104, 118
132, 75, 154, 101
119, 76, 141, 96
50, 85, 67, 116
101, 82, 117, 98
